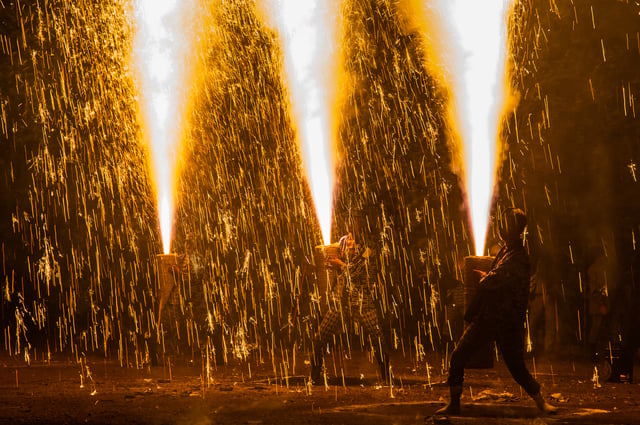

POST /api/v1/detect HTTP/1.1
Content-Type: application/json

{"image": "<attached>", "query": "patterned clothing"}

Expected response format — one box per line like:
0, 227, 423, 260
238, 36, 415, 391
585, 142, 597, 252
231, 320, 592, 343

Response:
315, 250, 385, 354
447, 243, 541, 396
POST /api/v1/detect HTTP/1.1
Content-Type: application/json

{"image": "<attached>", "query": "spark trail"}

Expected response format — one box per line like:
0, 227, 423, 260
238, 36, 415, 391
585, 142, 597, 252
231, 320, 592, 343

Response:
133, 0, 198, 254
259, 0, 343, 245
403, 0, 513, 255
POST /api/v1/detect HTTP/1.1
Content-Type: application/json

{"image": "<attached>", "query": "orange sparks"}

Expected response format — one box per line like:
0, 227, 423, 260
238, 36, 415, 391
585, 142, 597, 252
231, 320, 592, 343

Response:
259, 0, 343, 245
132, 0, 197, 254
403, 0, 514, 255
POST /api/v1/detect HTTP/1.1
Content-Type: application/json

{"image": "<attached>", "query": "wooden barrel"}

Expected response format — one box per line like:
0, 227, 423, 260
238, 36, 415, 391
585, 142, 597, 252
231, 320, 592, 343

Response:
463, 255, 495, 369
314, 244, 341, 309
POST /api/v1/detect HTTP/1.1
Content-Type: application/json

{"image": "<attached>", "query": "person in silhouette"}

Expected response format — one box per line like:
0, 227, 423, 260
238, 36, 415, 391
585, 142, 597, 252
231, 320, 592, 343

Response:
437, 209, 557, 415
311, 233, 389, 384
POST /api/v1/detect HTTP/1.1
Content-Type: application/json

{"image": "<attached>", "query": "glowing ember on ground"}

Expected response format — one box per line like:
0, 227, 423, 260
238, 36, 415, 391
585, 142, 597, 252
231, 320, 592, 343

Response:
259, 0, 343, 245
403, 0, 513, 255
132, 0, 197, 254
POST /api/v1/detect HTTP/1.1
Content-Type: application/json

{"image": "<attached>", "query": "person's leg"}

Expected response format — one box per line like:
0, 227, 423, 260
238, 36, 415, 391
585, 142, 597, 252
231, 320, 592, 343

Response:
355, 294, 389, 383
498, 329, 557, 413
436, 321, 493, 415
312, 309, 343, 384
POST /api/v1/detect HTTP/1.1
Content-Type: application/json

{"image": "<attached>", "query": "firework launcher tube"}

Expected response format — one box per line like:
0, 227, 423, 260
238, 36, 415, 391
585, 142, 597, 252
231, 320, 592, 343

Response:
314, 244, 341, 312
463, 255, 495, 369
157, 254, 178, 327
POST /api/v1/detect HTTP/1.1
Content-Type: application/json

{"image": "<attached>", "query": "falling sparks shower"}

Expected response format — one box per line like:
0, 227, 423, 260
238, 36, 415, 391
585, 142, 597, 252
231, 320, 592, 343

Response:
259, 0, 344, 246
132, 0, 198, 254
4, 0, 640, 392
403, 0, 513, 255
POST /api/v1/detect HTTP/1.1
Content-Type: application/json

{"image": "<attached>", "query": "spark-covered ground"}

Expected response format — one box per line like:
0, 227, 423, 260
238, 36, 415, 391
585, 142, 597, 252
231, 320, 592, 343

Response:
1, 351, 639, 424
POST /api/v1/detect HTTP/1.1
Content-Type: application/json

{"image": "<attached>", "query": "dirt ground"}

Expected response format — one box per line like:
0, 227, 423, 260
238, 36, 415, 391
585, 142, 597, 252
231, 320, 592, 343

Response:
0, 349, 639, 425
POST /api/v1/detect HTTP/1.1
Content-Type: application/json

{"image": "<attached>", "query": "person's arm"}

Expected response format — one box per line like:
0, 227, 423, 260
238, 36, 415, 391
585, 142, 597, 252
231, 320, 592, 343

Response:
478, 252, 526, 291
328, 257, 346, 272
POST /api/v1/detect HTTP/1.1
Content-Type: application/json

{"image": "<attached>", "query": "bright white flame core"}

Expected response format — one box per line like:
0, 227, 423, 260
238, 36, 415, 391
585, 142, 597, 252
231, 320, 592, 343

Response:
134, 0, 195, 254
414, 0, 511, 255
262, 0, 340, 245
452, 1, 511, 256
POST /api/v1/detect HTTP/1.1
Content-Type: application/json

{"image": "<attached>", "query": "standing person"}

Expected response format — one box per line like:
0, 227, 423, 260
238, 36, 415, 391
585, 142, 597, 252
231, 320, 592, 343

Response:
436, 209, 557, 415
311, 233, 390, 384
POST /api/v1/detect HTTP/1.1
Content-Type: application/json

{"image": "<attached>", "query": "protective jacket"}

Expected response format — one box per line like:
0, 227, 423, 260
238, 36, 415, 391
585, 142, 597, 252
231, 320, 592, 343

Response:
465, 244, 530, 327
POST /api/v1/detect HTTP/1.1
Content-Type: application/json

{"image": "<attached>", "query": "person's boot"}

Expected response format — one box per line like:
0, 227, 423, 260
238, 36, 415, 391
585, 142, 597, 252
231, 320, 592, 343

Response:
435, 385, 462, 415
532, 392, 558, 414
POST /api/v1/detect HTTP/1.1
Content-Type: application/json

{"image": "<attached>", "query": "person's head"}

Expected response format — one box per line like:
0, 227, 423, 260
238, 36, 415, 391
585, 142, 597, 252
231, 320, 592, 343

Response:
498, 208, 527, 247
338, 232, 357, 260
